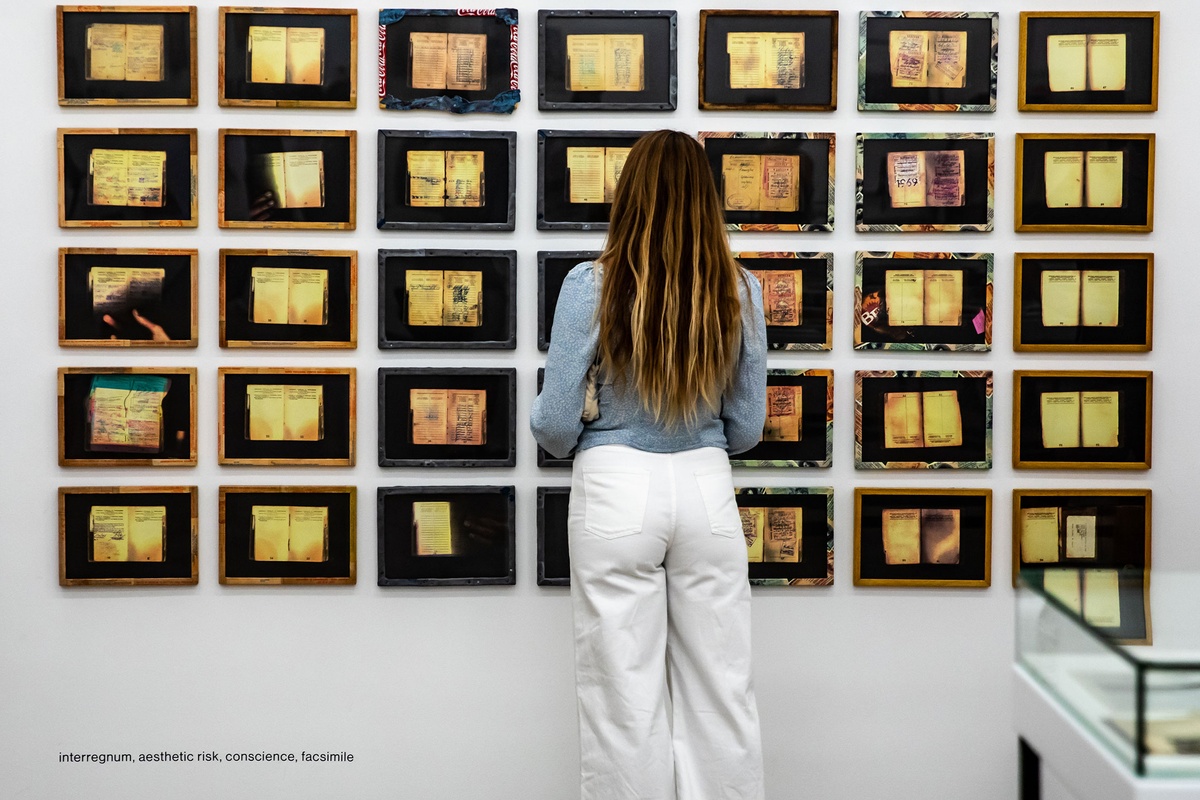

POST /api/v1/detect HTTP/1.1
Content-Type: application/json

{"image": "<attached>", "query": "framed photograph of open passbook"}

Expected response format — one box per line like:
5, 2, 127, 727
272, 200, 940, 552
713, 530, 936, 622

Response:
730, 369, 833, 469
379, 8, 519, 113
59, 367, 196, 467
378, 129, 516, 230
699, 132, 835, 232
854, 251, 992, 351
737, 487, 834, 586
854, 487, 991, 588
217, 367, 356, 467
379, 367, 515, 467
535, 368, 573, 469
537, 130, 646, 231
1013, 488, 1151, 644
220, 250, 356, 349
219, 7, 357, 108
378, 485, 515, 586
1018, 12, 1159, 112
219, 486, 356, 585
538, 251, 599, 351
855, 370, 992, 470
699, 10, 838, 111
537, 485, 571, 586
379, 249, 516, 349
1014, 253, 1153, 353
856, 132, 994, 232
58, 128, 197, 228
59, 248, 197, 347
858, 11, 997, 112
733, 252, 833, 351
218, 129, 356, 230
538, 10, 676, 111
58, 6, 197, 106
1012, 370, 1152, 471
1014, 133, 1154, 233
59, 486, 198, 586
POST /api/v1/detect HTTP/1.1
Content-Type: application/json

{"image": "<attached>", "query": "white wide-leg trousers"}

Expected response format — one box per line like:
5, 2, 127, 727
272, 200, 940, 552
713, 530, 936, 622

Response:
568, 445, 765, 800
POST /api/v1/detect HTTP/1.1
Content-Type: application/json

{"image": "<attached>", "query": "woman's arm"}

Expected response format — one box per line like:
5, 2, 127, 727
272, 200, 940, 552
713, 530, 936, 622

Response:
721, 271, 768, 454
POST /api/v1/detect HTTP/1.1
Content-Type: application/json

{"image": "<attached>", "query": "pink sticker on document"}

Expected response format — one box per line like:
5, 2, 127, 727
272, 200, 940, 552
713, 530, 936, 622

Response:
972, 310, 986, 334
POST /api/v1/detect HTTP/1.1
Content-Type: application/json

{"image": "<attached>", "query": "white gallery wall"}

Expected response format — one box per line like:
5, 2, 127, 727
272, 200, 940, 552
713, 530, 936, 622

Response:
0, 1, 1190, 798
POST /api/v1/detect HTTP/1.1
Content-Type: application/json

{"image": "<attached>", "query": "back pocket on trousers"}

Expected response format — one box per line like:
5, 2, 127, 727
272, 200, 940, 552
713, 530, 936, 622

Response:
694, 467, 742, 538
581, 468, 651, 539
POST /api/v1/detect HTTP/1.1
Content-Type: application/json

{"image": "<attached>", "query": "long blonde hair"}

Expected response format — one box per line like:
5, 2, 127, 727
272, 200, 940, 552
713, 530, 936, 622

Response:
596, 130, 745, 428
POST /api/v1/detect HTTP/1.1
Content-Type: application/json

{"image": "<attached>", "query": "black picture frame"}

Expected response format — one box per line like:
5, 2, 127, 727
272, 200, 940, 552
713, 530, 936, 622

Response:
734, 252, 833, 351
730, 369, 833, 469
377, 485, 516, 586
378, 367, 516, 467
535, 368, 574, 469
537, 486, 571, 586
736, 487, 834, 586
538, 251, 599, 351
377, 129, 516, 230
538, 9, 677, 111
537, 129, 647, 230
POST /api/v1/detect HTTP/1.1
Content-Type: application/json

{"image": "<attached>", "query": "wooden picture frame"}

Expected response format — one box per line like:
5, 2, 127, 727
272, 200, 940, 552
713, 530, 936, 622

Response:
699, 10, 838, 111
734, 252, 833, 351
218, 128, 356, 230
858, 11, 997, 112
855, 370, 993, 470
537, 129, 648, 231
1018, 12, 1159, 112
730, 369, 833, 469
737, 487, 834, 587
217, 367, 356, 467
538, 9, 677, 111
854, 251, 992, 351
379, 249, 516, 349
699, 132, 835, 232
1014, 253, 1153, 353
59, 486, 198, 586
219, 7, 357, 109
854, 487, 991, 588
378, 367, 516, 468
535, 368, 573, 469
377, 485, 516, 586
58, 367, 197, 467
1012, 370, 1152, 470
537, 486, 571, 586
219, 249, 357, 349
379, 8, 519, 113
1014, 133, 1154, 233
1012, 488, 1151, 645
59, 248, 197, 347
377, 129, 516, 230
856, 132, 994, 232
219, 486, 356, 585
58, 128, 197, 228
58, 5, 198, 106
538, 251, 599, 351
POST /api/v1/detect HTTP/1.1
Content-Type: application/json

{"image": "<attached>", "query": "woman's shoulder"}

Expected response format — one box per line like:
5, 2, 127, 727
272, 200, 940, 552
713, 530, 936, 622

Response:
567, 260, 600, 282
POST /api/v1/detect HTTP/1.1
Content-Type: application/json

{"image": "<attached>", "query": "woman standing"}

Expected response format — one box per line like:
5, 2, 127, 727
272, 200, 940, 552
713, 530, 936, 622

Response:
531, 130, 768, 800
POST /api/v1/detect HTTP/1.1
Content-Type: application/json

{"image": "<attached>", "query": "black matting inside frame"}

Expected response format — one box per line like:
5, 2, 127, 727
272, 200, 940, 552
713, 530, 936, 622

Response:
1022, 16, 1156, 108
702, 13, 836, 108
221, 133, 353, 226
857, 492, 989, 583
862, 15, 994, 109
220, 372, 353, 462
62, 491, 194, 581
222, 490, 353, 580
61, 372, 193, 462
537, 130, 646, 230
1018, 138, 1151, 229
381, 11, 515, 108
61, 131, 194, 224
736, 256, 830, 349
1016, 374, 1149, 467
859, 374, 990, 466
1018, 257, 1150, 349
702, 136, 832, 228
60, 9, 194, 102
537, 486, 571, 586
859, 136, 991, 229
222, 11, 354, 104
62, 251, 193, 343
736, 490, 831, 582
858, 257, 989, 348
731, 372, 830, 465
223, 253, 354, 345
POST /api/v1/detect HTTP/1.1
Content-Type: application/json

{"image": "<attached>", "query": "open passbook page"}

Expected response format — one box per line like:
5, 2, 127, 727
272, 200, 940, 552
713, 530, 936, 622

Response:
1020, 507, 1061, 563
881, 508, 960, 565
1065, 511, 1097, 559
739, 506, 801, 563
882, 390, 962, 449
88, 375, 170, 452
727, 32, 805, 90
410, 389, 486, 446
747, 270, 802, 327
86, 23, 164, 82
405, 270, 482, 327
251, 267, 328, 325
1047, 33, 1126, 92
1040, 270, 1119, 328
762, 385, 802, 442
90, 267, 163, 317
413, 501, 453, 555
885, 269, 962, 327
886, 150, 964, 209
410, 32, 486, 92
256, 151, 325, 209
247, 26, 325, 85
1043, 151, 1123, 209
1083, 568, 1121, 627
566, 147, 631, 204
89, 505, 165, 562
407, 150, 484, 208
722, 154, 800, 213
566, 34, 644, 92
888, 30, 967, 89
251, 505, 328, 561
89, 149, 166, 208
1039, 390, 1119, 449
246, 384, 323, 441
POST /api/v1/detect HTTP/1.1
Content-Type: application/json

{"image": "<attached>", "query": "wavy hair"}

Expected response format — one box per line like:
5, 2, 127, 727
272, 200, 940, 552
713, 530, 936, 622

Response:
596, 130, 745, 428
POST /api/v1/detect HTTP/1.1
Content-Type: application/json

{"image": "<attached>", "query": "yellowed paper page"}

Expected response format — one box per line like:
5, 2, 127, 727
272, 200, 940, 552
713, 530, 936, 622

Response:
443, 271, 482, 327
926, 150, 965, 208
250, 267, 290, 324
1047, 34, 1088, 92
763, 385, 801, 442
1083, 568, 1122, 627
413, 501, 453, 555
1087, 33, 1126, 92
923, 270, 963, 327
410, 31, 449, 90
722, 154, 761, 212
727, 32, 765, 89
764, 507, 801, 563
1044, 151, 1084, 208
759, 154, 800, 213
603, 148, 631, 204
280, 151, 324, 209
285, 27, 325, 86
764, 33, 805, 89
248, 26, 288, 84
89, 383, 162, 450
887, 151, 927, 209
447, 390, 486, 445
885, 270, 925, 326
282, 385, 322, 441
1085, 151, 1123, 209
881, 508, 921, 565
1040, 270, 1082, 328
927, 30, 967, 89
740, 507, 765, 563
604, 34, 644, 91
1021, 507, 1061, 563
567, 147, 606, 205
90, 149, 165, 208
406, 270, 444, 327
123, 24, 164, 82
565, 34, 605, 92
89, 506, 129, 562
921, 508, 960, 565
445, 150, 484, 208
1041, 391, 1081, 449
411, 389, 448, 444
252, 505, 291, 560
287, 506, 328, 562
883, 391, 924, 449
90, 268, 132, 314
921, 390, 962, 448
1080, 391, 1120, 448
1064, 513, 1097, 559
1043, 568, 1081, 612
446, 33, 486, 91
889, 30, 929, 88
86, 23, 129, 81
408, 150, 446, 207
287, 269, 327, 325
760, 270, 801, 327
126, 506, 165, 562
247, 384, 285, 440
1081, 271, 1120, 328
